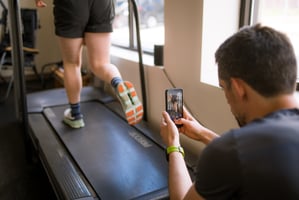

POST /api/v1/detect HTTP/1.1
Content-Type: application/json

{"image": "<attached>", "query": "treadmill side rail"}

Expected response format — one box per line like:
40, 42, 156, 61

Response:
28, 113, 97, 200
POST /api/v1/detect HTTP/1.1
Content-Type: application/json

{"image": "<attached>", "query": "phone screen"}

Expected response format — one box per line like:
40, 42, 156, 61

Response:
165, 88, 183, 127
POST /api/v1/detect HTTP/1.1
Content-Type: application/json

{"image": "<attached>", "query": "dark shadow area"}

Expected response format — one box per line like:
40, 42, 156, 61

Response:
0, 78, 57, 200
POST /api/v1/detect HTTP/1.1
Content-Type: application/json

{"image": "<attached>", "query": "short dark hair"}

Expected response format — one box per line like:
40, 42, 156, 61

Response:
215, 23, 297, 97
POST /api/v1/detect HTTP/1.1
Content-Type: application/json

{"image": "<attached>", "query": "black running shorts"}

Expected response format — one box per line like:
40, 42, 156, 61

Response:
53, 0, 115, 38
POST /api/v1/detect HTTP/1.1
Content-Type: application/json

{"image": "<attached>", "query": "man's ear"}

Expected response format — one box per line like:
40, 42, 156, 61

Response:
230, 78, 247, 100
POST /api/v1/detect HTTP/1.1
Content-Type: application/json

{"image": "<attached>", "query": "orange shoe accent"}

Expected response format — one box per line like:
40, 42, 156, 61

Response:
125, 81, 133, 87
126, 110, 134, 117
136, 105, 143, 112
131, 91, 137, 97
118, 84, 125, 93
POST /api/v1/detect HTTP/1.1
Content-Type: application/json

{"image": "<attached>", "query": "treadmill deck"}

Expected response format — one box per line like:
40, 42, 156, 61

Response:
27, 87, 169, 200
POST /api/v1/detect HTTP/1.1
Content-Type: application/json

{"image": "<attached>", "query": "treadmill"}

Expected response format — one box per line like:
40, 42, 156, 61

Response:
27, 86, 169, 200
7, 0, 171, 199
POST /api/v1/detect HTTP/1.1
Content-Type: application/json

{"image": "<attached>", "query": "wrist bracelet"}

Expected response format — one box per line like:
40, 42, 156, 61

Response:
165, 146, 185, 161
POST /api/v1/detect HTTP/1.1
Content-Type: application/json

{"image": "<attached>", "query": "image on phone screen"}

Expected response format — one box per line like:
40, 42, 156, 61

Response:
165, 88, 183, 126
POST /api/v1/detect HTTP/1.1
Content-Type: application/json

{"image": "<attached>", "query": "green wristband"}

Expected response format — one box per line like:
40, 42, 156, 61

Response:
165, 146, 185, 161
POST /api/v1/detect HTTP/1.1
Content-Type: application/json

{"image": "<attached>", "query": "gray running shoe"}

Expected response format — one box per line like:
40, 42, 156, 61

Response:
63, 108, 85, 128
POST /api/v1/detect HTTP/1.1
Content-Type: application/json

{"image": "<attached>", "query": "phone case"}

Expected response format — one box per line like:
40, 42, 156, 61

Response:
165, 88, 183, 125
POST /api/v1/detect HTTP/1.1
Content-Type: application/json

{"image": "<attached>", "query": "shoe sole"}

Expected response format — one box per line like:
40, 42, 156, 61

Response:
116, 81, 143, 125
63, 118, 85, 128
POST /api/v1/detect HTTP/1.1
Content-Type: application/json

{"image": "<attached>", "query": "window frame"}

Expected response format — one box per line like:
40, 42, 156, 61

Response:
112, 0, 159, 55
239, 0, 253, 27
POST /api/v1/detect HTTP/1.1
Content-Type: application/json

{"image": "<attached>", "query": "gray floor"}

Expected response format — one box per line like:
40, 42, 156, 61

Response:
0, 79, 56, 200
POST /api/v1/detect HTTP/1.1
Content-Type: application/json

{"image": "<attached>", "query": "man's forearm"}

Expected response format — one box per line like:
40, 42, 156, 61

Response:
199, 127, 219, 145
168, 152, 192, 200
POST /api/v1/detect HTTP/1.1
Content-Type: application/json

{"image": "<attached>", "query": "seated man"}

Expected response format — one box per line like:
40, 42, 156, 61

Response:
160, 24, 299, 199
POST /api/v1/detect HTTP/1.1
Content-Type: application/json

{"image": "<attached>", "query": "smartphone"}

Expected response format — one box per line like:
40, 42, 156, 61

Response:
165, 88, 183, 127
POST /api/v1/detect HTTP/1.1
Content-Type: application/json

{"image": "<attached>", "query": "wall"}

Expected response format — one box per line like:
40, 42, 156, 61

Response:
112, 0, 241, 159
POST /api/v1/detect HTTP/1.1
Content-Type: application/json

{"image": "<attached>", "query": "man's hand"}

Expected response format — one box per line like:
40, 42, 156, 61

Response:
175, 108, 219, 144
160, 111, 180, 147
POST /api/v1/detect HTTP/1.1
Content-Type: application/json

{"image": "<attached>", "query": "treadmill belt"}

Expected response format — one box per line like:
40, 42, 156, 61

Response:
43, 101, 168, 199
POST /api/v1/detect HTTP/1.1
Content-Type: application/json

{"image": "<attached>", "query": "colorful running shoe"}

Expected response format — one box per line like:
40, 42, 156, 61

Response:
115, 81, 143, 125
63, 108, 85, 128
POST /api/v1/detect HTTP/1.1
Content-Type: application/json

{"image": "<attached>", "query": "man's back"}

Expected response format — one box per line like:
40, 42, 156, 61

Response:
195, 108, 299, 200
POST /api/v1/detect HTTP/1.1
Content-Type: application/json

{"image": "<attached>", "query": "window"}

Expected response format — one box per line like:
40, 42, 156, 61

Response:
247, 0, 299, 81
112, 0, 164, 54
201, 0, 299, 87
200, 0, 240, 86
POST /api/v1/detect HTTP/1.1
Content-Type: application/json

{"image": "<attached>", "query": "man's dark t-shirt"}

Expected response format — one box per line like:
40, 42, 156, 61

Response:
195, 109, 299, 200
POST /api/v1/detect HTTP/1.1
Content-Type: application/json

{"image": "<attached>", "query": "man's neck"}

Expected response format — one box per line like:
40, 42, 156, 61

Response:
246, 93, 299, 124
